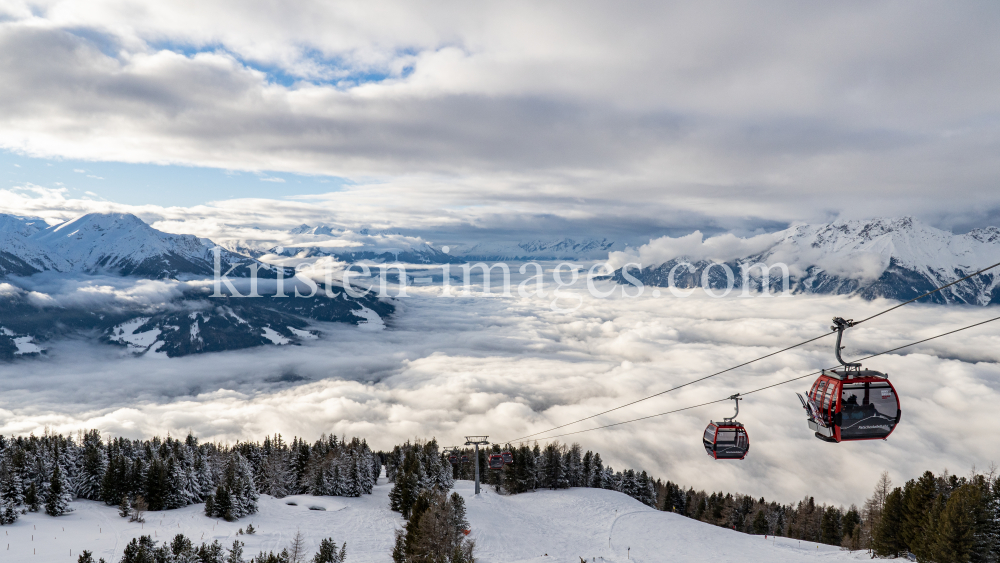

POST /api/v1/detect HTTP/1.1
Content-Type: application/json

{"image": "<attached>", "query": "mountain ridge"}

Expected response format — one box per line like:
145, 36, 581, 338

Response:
612, 217, 1000, 305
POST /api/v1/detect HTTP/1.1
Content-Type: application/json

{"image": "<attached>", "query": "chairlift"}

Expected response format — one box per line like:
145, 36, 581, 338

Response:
488, 454, 505, 470
797, 317, 901, 443
702, 394, 750, 460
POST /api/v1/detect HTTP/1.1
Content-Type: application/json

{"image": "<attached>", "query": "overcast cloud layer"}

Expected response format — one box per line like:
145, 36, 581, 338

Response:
1, 1, 1000, 233
1, 285, 998, 507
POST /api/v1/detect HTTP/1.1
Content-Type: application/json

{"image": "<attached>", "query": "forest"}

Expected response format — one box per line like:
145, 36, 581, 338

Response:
0, 430, 380, 524
2, 431, 998, 563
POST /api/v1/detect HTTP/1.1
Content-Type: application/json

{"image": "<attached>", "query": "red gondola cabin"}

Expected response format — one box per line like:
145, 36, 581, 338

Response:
702, 421, 750, 460
488, 454, 505, 470
799, 369, 900, 443
797, 317, 902, 443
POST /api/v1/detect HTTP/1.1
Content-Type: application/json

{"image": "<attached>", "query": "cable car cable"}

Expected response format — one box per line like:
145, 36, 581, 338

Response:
504, 332, 835, 443
850, 259, 1000, 327
510, 312, 1000, 442
502, 261, 1000, 444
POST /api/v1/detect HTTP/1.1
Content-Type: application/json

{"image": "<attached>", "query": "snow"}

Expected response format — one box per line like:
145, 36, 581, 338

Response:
107, 317, 161, 353
12, 336, 41, 355
352, 305, 385, 331
189, 318, 201, 343
261, 327, 290, 345
288, 327, 318, 340
454, 238, 622, 261
1, 479, 867, 563
27, 212, 211, 273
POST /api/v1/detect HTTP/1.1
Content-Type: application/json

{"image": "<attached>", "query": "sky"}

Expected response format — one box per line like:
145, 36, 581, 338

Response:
2, 1, 1000, 507
1, 0, 1000, 239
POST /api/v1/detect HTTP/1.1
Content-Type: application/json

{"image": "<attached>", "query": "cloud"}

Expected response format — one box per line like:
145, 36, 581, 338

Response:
0, 283, 997, 508
0, 3, 997, 228
608, 231, 782, 270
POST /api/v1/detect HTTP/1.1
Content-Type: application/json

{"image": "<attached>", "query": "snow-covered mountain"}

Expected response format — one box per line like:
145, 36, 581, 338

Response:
0, 213, 394, 360
0, 214, 68, 275
614, 217, 1000, 305
227, 225, 625, 264
18, 212, 286, 279
451, 238, 622, 261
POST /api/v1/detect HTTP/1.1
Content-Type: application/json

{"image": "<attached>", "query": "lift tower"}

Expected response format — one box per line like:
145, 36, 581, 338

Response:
464, 436, 490, 495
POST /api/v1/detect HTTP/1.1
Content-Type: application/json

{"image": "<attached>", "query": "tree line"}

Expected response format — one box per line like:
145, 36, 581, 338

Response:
867, 469, 1000, 562
74, 530, 346, 563
0, 430, 380, 524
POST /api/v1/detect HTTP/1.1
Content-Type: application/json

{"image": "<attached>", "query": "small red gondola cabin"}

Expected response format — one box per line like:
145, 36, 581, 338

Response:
798, 317, 902, 443
501, 451, 513, 465
488, 454, 505, 470
703, 421, 750, 460
448, 452, 459, 465
702, 394, 750, 460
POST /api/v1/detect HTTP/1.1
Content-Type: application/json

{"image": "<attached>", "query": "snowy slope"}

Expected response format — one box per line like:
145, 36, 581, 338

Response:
2, 479, 864, 563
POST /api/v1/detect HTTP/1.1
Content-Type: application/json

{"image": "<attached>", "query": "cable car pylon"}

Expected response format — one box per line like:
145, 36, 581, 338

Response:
702, 393, 750, 460
464, 436, 489, 495
797, 317, 902, 443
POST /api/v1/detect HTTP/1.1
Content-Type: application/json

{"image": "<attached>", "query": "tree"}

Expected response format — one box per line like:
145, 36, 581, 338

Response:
752, 510, 768, 535
130, 495, 148, 523
228, 540, 246, 563
25, 481, 40, 512
287, 531, 308, 563
902, 471, 939, 557
449, 492, 469, 532
78, 430, 107, 501
820, 506, 842, 546
931, 482, 982, 563
840, 506, 861, 551
45, 464, 72, 516
313, 538, 345, 563
873, 488, 904, 557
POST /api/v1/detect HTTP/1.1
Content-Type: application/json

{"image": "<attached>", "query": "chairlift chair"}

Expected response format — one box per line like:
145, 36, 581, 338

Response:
797, 317, 901, 443
702, 394, 750, 460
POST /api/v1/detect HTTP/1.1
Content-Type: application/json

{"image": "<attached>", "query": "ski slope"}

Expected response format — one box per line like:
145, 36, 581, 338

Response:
2, 478, 867, 563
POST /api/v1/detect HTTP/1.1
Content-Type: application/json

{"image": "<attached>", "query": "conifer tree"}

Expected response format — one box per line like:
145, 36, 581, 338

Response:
873, 488, 904, 557
45, 463, 72, 516
313, 538, 345, 563
78, 430, 107, 501
589, 453, 604, 489
25, 481, 39, 512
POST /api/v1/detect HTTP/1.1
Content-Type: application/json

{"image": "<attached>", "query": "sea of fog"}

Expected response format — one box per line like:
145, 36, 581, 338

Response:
0, 269, 998, 508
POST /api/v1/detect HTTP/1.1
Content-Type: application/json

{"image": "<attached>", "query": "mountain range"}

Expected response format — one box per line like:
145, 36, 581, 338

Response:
612, 217, 1000, 305
0, 213, 393, 361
